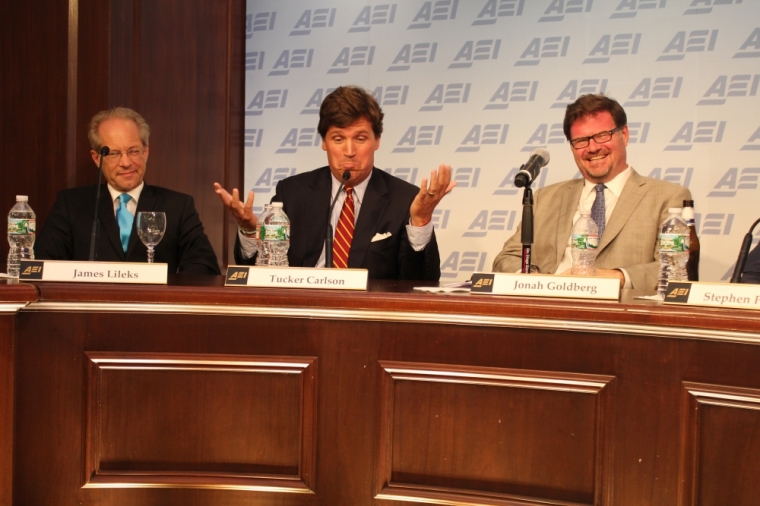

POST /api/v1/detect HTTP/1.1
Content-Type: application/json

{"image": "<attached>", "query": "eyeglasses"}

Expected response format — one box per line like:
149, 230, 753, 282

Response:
569, 127, 622, 149
103, 148, 145, 161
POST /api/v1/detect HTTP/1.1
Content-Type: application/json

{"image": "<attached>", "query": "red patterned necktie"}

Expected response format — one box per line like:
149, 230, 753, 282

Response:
332, 187, 354, 268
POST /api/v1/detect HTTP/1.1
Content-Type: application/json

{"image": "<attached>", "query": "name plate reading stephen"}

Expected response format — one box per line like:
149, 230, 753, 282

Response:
18, 260, 167, 284
470, 272, 620, 300
225, 266, 368, 290
663, 281, 760, 310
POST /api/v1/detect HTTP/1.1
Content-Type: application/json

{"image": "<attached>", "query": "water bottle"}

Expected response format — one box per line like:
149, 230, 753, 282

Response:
571, 210, 599, 276
259, 202, 290, 266
254, 204, 272, 266
681, 200, 700, 282
657, 208, 690, 298
7, 195, 36, 278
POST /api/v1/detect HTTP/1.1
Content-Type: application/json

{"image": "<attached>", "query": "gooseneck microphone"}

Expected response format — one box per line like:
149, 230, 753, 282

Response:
88, 146, 110, 261
514, 148, 550, 188
324, 170, 351, 268
730, 217, 760, 283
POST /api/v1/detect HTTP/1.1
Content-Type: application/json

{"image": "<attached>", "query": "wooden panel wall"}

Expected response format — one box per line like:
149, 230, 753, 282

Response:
0, 0, 244, 268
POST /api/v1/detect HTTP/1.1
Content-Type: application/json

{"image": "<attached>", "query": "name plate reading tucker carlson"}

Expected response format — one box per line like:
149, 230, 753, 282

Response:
225, 266, 368, 290
663, 281, 760, 310
18, 260, 167, 284
470, 272, 620, 300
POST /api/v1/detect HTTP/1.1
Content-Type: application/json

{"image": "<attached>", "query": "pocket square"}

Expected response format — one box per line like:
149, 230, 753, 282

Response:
371, 232, 392, 242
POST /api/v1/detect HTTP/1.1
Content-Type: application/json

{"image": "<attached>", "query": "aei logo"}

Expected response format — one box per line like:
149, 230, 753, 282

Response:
289, 8, 336, 36
627, 122, 651, 143
372, 86, 410, 107
452, 167, 481, 188
539, 0, 593, 22
348, 4, 397, 33
708, 168, 760, 197
388, 43, 437, 71
520, 124, 565, 152
472, 0, 525, 26
449, 40, 501, 69
420, 84, 471, 112
246, 12, 276, 38
583, 34, 642, 64
245, 51, 265, 71
392, 126, 444, 153
383, 168, 420, 184
515, 37, 570, 66
551, 79, 608, 108
610, 0, 667, 19
300, 88, 337, 115
494, 168, 549, 195
697, 75, 759, 106
268, 49, 313, 76
646, 167, 693, 188
431, 209, 451, 230
623, 77, 683, 107
665, 121, 726, 151
440, 251, 488, 279
327, 46, 376, 74
253, 168, 297, 193
246, 90, 288, 116
657, 30, 718, 62
456, 125, 509, 152
244, 129, 263, 148
741, 126, 760, 151
684, 0, 743, 15
275, 128, 321, 154
408, 0, 459, 29
734, 28, 760, 59
463, 210, 517, 237
484, 81, 539, 110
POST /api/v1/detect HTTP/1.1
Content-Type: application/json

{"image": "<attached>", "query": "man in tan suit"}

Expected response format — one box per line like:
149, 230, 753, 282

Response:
493, 94, 691, 290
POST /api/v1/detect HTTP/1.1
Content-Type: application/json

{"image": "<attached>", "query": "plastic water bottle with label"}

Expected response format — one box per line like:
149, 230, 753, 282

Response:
657, 208, 689, 298
259, 202, 290, 266
571, 210, 599, 276
254, 204, 272, 266
7, 195, 36, 278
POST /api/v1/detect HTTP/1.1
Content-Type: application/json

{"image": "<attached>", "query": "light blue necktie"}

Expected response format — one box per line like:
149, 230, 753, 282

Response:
591, 184, 606, 239
116, 194, 133, 252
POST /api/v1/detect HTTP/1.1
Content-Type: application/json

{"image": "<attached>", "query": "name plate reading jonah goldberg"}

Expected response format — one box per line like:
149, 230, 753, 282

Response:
470, 272, 620, 300
225, 266, 368, 291
18, 260, 167, 284
663, 281, 760, 310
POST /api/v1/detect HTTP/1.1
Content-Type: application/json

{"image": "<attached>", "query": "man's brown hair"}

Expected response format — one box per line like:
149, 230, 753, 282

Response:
563, 94, 627, 140
318, 86, 384, 139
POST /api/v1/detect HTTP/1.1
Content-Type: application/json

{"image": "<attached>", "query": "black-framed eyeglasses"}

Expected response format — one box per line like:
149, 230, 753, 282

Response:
103, 148, 145, 161
569, 127, 622, 149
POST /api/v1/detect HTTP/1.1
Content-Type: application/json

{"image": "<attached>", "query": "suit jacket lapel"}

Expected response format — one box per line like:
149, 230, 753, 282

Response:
598, 169, 647, 252
554, 179, 583, 267
349, 169, 389, 268
98, 186, 125, 259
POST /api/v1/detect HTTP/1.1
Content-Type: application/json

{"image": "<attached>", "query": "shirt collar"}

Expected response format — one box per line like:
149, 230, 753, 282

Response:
581, 165, 632, 200
331, 170, 371, 206
107, 181, 144, 204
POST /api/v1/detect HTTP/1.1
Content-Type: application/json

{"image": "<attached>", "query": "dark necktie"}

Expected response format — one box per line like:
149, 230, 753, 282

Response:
591, 184, 606, 239
332, 187, 354, 268
116, 193, 133, 252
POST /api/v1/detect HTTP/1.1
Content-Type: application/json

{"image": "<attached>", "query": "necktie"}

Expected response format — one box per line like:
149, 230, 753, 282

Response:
332, 187, 354, 268
116, 193, 134, 252
591, 184, 606, 239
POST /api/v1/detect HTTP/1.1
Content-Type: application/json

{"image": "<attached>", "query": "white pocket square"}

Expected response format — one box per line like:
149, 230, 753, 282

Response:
371, 232, 392, 242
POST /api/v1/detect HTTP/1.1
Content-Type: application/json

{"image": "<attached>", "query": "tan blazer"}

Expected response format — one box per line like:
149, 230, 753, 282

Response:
492, 169, 692, 290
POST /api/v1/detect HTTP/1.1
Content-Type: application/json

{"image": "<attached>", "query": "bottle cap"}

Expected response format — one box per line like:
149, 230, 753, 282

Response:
668, 208, 682, 214
16, 195, 28, 201
683, 200, 694, 207
271, 202, 283, 208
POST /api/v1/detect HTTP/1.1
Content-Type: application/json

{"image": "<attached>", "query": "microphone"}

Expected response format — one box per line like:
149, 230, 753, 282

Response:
514, 148, 550, 188
730, 217, 760, 283
88, 146, 110, 261
324, 170, 351, 268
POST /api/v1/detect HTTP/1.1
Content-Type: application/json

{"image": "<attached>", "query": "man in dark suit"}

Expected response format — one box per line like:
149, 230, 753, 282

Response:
36, 107, 220, 275
741, 242, 760, 283
214, 86, 455, 280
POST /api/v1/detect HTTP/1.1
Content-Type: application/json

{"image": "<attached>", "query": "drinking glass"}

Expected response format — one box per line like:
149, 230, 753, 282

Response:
136, 212, 166, 263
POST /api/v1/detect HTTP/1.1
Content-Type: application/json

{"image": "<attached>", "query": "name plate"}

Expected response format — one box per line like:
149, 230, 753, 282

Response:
18, 260, 168, 284
663, 281, 760, 310
225, 266, 368, 290
470, 272, 620, 300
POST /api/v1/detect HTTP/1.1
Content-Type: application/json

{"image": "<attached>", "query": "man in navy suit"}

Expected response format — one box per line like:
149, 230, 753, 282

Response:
214, 86, 455, 280
36, 107, 220, 275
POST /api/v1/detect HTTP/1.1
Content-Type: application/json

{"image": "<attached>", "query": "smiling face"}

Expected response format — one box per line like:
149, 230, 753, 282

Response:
321, 117, 380, 187
90, 118, 149, 192
569, 111, 629, 184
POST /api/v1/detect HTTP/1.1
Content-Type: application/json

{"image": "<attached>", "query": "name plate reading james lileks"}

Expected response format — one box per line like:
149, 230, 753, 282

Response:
225, 266, 368, 290
470, 272, 620, 300
663, 281, 760, 310
18, 260, 167, 284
